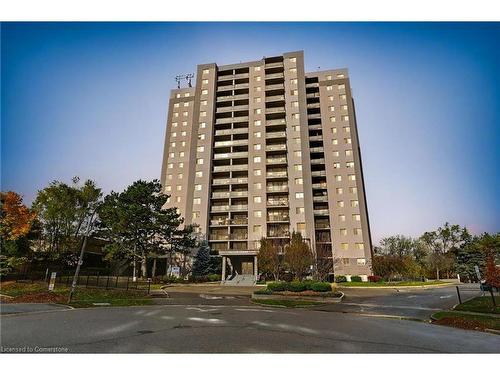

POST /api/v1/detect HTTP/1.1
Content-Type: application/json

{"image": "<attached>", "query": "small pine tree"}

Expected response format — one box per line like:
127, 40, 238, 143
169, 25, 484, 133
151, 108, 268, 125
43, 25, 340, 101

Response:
192, 241, 212, 276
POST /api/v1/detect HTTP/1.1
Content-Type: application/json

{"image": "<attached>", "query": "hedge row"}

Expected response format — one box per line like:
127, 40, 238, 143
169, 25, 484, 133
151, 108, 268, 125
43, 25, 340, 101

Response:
265, 281, 332, 293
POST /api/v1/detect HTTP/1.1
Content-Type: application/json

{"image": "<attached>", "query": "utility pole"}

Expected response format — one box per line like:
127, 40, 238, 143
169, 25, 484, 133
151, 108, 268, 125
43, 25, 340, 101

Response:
67, 210, 96, 304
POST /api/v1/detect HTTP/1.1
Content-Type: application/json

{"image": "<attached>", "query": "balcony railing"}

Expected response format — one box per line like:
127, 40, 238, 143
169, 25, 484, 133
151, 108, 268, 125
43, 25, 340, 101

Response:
229, 204, 248, 211
312, 170, 327, 177
307, 103, 320, 109
265, 62, 283, 69
308, 124, 322, 130
209, 234, 229, 241
310, 158, 325, 164
213, 151, 249, 159
310, 147, 324, 153
266, 144, 287, 152
215, 128, 248, 136
313, 196, 328, 202
215, 116, 249, 125
265, 131, 287, 139
211, 205, 230, 212
217, 73, 249, 81
265, 72, 284, 79
267, 216, 290, 222
213, 164, 248, 173
266, 157, 287, 164
211, 192, 230, 199
266, 107, 286, 114
267, 231, 290, 238
212, 178, 230, 185
265, 94, 285, 102
266, 118, 286, 126
216, 93, 249, 102
230, 234, 248, 240
267, 200, 289, 207
308, 113, 321, 119
266, 185, 288, 192
217, 83, 249, 92
313, 209, 330, 216
312, 183, 327, 189
309, 135, 323, 142
265, 83, 285, 90
266, 171, 288, 178
214, 139, 248, 148
216, 105, 249, 113
306, 93, 320, 99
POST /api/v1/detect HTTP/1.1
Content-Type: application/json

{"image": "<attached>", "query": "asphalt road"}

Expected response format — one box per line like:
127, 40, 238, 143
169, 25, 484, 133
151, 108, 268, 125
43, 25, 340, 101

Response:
2, 283, 497, 353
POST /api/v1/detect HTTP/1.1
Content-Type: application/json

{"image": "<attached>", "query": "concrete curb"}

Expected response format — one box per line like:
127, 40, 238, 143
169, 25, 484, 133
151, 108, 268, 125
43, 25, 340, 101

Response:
251, 291, 344, 304
339, 283, 453, 290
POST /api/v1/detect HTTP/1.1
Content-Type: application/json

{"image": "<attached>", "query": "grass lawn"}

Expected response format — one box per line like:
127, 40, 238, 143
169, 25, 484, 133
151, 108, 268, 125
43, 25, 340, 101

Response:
432, 311, 500, 331
338, 280, 450, 287
251, 298, 323, 308
0, 281, 153, 308
454, 296, 500, 314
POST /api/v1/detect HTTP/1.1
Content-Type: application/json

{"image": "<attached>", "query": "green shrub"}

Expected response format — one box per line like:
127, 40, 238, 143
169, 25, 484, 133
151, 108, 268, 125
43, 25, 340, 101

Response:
267, 282, 288, 292
350, 275, 362, 282
310, 282, 332, 292
288, 281, 307, 292
208, 274, 221, 282
163, 275, 182, 283
254, 288, 273, 295
335, 275, 347, 283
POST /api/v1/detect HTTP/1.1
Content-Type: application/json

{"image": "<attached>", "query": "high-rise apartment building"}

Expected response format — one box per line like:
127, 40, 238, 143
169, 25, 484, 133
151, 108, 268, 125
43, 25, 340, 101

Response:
161, 51, 372, 283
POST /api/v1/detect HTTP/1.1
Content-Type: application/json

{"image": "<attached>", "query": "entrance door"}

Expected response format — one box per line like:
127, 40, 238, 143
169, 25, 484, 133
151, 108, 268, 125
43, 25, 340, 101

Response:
241, 262, 253, 275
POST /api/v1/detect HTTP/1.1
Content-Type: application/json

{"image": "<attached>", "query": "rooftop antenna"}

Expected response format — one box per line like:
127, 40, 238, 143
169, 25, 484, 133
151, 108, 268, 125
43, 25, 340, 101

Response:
175, 75, 183, 89
185, 73, 194, 87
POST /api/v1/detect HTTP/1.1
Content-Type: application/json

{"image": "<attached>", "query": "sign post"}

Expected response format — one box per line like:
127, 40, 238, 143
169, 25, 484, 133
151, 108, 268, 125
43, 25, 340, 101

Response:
48, 272, 57, 291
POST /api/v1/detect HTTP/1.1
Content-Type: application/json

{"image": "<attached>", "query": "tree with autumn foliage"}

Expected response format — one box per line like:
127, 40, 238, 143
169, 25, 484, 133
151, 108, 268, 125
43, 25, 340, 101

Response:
258, 238, 282, 281
284, 231, 314, 280
0, 191, 37, 273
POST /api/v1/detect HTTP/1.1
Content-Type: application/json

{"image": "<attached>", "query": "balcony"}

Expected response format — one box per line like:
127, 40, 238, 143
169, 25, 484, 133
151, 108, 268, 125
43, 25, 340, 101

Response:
309, 135, 323, 142
308, 113, 321, 120
266, 144, 287, 152
217, 83, 249, 92
266, 83, 285, 90
230, 177, 248, 184
211, 191, 230, 199
312, 183, 328, 189
229, 204, 248, 212
265, 62, 283, 69
306, 93, 320, 99
314, 221, 330, 229
213, 164, 248, 173
216, 105, 249, 113
265, 94, 285, 102
265, 72, 284, 80
266, 157, 287, 165
217, 73, 249, 81
310, 158, 325, 164
310, 147, 324, 153
265, 131, 287, 139
267, 215, 290, 222
209, 234, 229, 241
213, 151, 249, 160
313, 195, 328, 202
308, 124, 322, 130
266, 118, 286, 126
312, 170, 327, 177
212, 178, 230, 185
266, 171, 288, 178
267, 199, 289, 207
215, 116, 249, 125
216, 93, 249, 102
215, 128, 248, 136
313, 209, 330, 216
230, 218, 248, 225
230, 234, 248, 241
266, 185, 288, 193
267, 230, 290, 238
211, 205, 230, 212
307, 103, 320, 109
214, 139, 248, 148
266, 107, 286, 114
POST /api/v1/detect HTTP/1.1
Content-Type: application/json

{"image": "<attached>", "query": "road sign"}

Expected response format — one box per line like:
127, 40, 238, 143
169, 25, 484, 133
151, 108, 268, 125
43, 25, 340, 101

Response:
48, 272, 57, 291
169, 266, 180, 277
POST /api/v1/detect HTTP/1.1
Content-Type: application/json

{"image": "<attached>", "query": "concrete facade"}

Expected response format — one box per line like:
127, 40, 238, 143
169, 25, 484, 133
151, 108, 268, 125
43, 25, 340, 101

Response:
161, 51, 373, 280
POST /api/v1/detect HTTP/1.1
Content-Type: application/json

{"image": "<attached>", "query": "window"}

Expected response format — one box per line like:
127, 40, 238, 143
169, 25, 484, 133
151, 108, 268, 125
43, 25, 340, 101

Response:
253, 144, 261, 151
336, 187, 343, 194
182, 111, 188, 117
170, 142, 176, 147
182, 121, 187, 126
255, 86, 262, 92
198, 134, 205, 140
176, 185, 182, 191
195, 184, 202, 191
348, 174, 356, 181
294, 150, 302, 157
333, 151, 339, 157
346, 161, 354, 168
339, 214, 346, 222
332, 139, 338, 145
172, 122, 178, 127
327, 85, 333, 91
201, 89, 208, 95
179, 162, 184, 168
254, 169, 262, 176
176, 93, 181, 98
293, 125, 300, 131
357, 258, 366, 266
290, 78, 298, 85
183, 102, 189, 107
333, 162, 340, 169
192, 211, 200, 219
343, 126, 350, 133
254, 97, 261, 103
167, 163, 173, 169
193, 198, 201, 205
340, 94, 347, 101
335, 175, 342, 182
291, 101, 299, 108
165, 185, 172, 191
202, 69, 209, 75
294, 137, 301, 144
176, 196, 181, 203
289, 68, 297, 73
338, 84, 345, 90
289, 57, 296, 63
326, 75, 332, 80
253, 156, 261, 163
340, 229, 347, 236
253, 225, 262, 234
174, 103, 180, 108
356, 243, 365, 250
254, 120, 262, 126
254, 210, 262, 218
337, 201, 344, 208
291, 89, 298, 96
169, 152, 175, 158
197, 146, 205, 152
254, 131, 261, 138
200, 111, 206, 117
179, 151, 185, 157
195, 171, 203, 178
255, 108, 262, 115
181, 131, 186, 136
165, 196, 171, 203
253, 196, 262, 203
329, 106, 335, 112
201, 100, 208, 106
255, 76, 261, 82
296, 207, 305, 214
295, 192, 304, 199
167, 174, 173, 180
294, 164, 302, 171
349, 187, 358, 194
344, 138, 352, 144
328, 96, 334, 101
196, 158, 204, 165
295, 178, 303, 185
342, 115, 349, 122
354, 228, 362, 236
350, 200, 359, 208
254, 182, 262, 190
341, 243, 349, 250
171, 132, 177, 138
337, 74, 345, 78
184, 93, 190, 97
173, 112, 179, 118
292, 113, 300, 120
202, 79, 209, 84
254, 66, 261, 72
331, 128, 337, 134
181, 141, 186, 147
345, 149, 353, 157
353, 214, 361, 221
330, 116, 336, 123
342, 105, 348, 111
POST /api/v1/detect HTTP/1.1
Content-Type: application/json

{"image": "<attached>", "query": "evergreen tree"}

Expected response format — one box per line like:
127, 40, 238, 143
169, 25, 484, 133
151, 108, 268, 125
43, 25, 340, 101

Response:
192, 241, 212, 276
